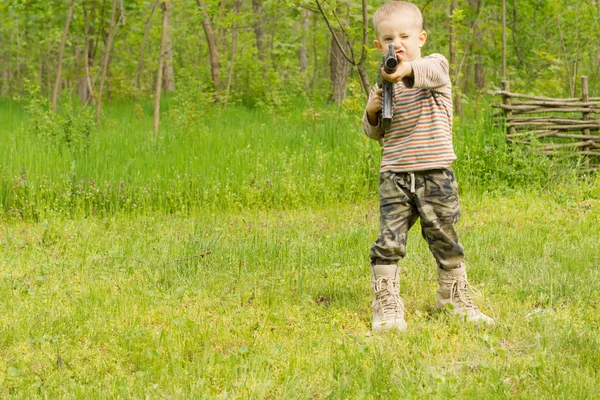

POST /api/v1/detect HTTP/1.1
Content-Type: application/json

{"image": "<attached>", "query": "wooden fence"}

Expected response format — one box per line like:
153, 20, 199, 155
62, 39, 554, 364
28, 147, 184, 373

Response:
492, 76, 600, 170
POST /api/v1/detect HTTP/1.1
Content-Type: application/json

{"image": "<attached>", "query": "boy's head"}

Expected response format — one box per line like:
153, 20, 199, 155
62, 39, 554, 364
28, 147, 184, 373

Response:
373, 1, 427, 62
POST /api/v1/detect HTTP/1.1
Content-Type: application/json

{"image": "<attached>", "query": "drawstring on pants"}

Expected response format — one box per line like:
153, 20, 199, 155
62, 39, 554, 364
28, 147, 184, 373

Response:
409, 172, 415, 193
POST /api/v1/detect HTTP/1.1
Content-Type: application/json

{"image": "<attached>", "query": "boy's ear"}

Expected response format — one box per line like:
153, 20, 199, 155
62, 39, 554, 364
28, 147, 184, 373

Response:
374, 39, 383, 52
418, 31, 428, 47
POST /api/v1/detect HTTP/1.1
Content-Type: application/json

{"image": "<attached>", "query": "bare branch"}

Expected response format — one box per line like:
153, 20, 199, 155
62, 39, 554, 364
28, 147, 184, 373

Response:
315, 0, 355, 65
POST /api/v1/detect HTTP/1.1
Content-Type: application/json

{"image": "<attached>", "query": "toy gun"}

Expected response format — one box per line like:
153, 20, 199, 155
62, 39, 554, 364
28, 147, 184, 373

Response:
376, 43, 398, 132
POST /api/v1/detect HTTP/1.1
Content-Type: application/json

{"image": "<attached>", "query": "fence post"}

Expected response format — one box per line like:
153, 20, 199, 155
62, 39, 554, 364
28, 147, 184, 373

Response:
501, 80, 515, 138
581, 76, 590, 168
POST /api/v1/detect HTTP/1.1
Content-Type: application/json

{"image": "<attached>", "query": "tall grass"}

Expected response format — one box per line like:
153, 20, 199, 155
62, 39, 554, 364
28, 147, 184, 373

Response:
0, 95, 597, 219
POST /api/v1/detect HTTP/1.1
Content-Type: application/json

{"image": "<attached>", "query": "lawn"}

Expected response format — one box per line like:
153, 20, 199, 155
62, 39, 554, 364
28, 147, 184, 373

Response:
1, 190, 599, 397
0, 97, 599, 397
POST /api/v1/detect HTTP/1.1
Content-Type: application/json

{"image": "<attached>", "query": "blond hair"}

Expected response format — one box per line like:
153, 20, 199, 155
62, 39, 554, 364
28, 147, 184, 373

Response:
373, 1, 424, 35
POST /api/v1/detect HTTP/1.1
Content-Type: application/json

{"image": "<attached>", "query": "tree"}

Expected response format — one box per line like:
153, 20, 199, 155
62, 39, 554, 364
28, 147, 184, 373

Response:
96, 0, 118, 122
449, 0, 461, 115
52, 0, 75, 113
154, 0, 170, 133
135, 1, 158, 91
251, 0, 265, 63
162, 0, 174, 92
196, 0, 220, 95
224, 0, 241, 106
329, 5, 350, 104
315, 0, 370, 99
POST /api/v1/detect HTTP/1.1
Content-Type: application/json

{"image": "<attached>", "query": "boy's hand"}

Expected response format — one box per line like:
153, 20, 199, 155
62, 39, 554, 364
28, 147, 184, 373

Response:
381, 60, 413, 84
365, 87, 383, 126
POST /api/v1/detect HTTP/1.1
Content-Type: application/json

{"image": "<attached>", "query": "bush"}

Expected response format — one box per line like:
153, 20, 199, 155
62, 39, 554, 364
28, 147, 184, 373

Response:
20, 81, 95, 154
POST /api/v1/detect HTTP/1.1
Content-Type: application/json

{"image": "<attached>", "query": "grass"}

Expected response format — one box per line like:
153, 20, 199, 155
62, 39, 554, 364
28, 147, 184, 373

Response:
2, 94, 596, 219
0, 95, 599, 397
1, 192, 599, 397
0, 97, 380, 217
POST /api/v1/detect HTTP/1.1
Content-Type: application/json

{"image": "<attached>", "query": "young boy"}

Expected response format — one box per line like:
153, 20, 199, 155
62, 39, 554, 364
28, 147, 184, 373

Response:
363, 1, 494, 332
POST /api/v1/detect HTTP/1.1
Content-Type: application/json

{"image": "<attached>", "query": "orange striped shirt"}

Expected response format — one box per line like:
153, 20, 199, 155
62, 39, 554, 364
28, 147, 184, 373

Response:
362, 53, 455, 172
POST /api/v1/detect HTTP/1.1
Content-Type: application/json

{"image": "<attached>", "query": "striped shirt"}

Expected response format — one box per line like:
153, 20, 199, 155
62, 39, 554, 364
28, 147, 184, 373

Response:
362, 53, 455, 172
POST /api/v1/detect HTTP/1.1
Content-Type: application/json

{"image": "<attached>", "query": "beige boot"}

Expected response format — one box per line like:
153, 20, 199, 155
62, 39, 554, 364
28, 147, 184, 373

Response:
436, 265, 494, 325
372, 264, 407, 332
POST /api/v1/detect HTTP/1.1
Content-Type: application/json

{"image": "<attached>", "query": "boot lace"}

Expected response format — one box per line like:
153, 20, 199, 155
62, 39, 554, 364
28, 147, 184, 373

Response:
448, 276, 482, 311
372, 277, 404, 319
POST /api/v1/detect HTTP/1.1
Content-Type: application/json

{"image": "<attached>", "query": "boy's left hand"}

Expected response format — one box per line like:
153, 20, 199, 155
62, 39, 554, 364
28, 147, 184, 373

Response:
381, 60, 413, 83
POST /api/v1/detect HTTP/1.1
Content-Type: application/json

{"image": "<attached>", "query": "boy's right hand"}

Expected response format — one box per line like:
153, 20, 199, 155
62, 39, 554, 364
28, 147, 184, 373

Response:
365, 87, 383, 126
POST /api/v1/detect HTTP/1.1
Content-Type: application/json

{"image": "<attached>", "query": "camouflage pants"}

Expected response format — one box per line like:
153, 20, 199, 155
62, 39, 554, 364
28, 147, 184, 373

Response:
370, 168, 464, 271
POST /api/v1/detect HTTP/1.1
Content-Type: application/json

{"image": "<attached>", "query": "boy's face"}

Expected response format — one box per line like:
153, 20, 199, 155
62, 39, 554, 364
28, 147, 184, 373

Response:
374, 13, 427, 62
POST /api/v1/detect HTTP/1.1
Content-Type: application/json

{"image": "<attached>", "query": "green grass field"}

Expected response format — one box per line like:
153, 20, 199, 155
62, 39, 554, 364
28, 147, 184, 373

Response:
1, 97, 599, 397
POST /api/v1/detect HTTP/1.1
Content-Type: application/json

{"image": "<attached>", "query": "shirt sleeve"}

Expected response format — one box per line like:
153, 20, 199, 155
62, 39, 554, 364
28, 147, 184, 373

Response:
402, 54, 451, 95
362, 85, 385, 140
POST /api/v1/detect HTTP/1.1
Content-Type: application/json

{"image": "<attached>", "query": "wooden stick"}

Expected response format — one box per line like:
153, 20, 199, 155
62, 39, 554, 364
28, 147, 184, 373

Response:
494, 90, 581, 102
506, 130, 557, 138
512, 107, 600, 115
506, 138, 530, 145
492, 103, 600, 113
507, 117, 600, 123
540, 133, 600, 141
492, 103, 539, 110
512, 100, 600, 107
501, 81, 515, 137
511, 124, 600, 131
541, 151, 600, 157
577, 168, 600, 173
582, 76, 590, 168
541, 140, 595, 150
507, 119, 599, 126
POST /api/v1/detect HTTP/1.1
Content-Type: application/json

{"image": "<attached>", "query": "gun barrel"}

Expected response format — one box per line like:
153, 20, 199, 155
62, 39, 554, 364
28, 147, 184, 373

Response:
379, 43, 397, 132
383, 44, 398, 74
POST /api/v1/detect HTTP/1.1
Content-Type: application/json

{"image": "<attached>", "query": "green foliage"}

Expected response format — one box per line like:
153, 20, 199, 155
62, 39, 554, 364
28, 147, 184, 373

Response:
2, 0, 600, 104
19, 81, 95, 154
168, 69, 213, 135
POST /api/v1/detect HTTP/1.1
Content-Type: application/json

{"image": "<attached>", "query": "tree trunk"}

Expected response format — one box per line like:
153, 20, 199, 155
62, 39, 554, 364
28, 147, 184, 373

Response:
78, 2, 95, 105
298, 10, 309, 76
511, 0, 524, 67
154, 1, 169, 133
52, 0, 75, 114
449, 0, 461, 115
197, 0, 221, 94
162, 0, 175, 92
311, 12, 318, 95
135, 0, 158, 90
475, 54, 484, 90
96, 0, 118, 122
1, 33, 10, 96
328, 5, 350, 104
356, 0, 370, 98
224, 0, 241, 106
469, 0, 484, 91
502, 0, 507, 79
251, 0, 265, 63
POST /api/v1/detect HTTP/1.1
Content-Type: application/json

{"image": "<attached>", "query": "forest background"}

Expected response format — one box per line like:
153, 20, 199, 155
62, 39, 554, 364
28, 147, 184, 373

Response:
1, 0, 600, 397
0, 0, 599, 216
3, 0, 600, 115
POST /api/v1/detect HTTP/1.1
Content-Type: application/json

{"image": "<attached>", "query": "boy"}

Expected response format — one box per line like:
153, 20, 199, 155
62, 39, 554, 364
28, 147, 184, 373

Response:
363, 1, 494, 332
